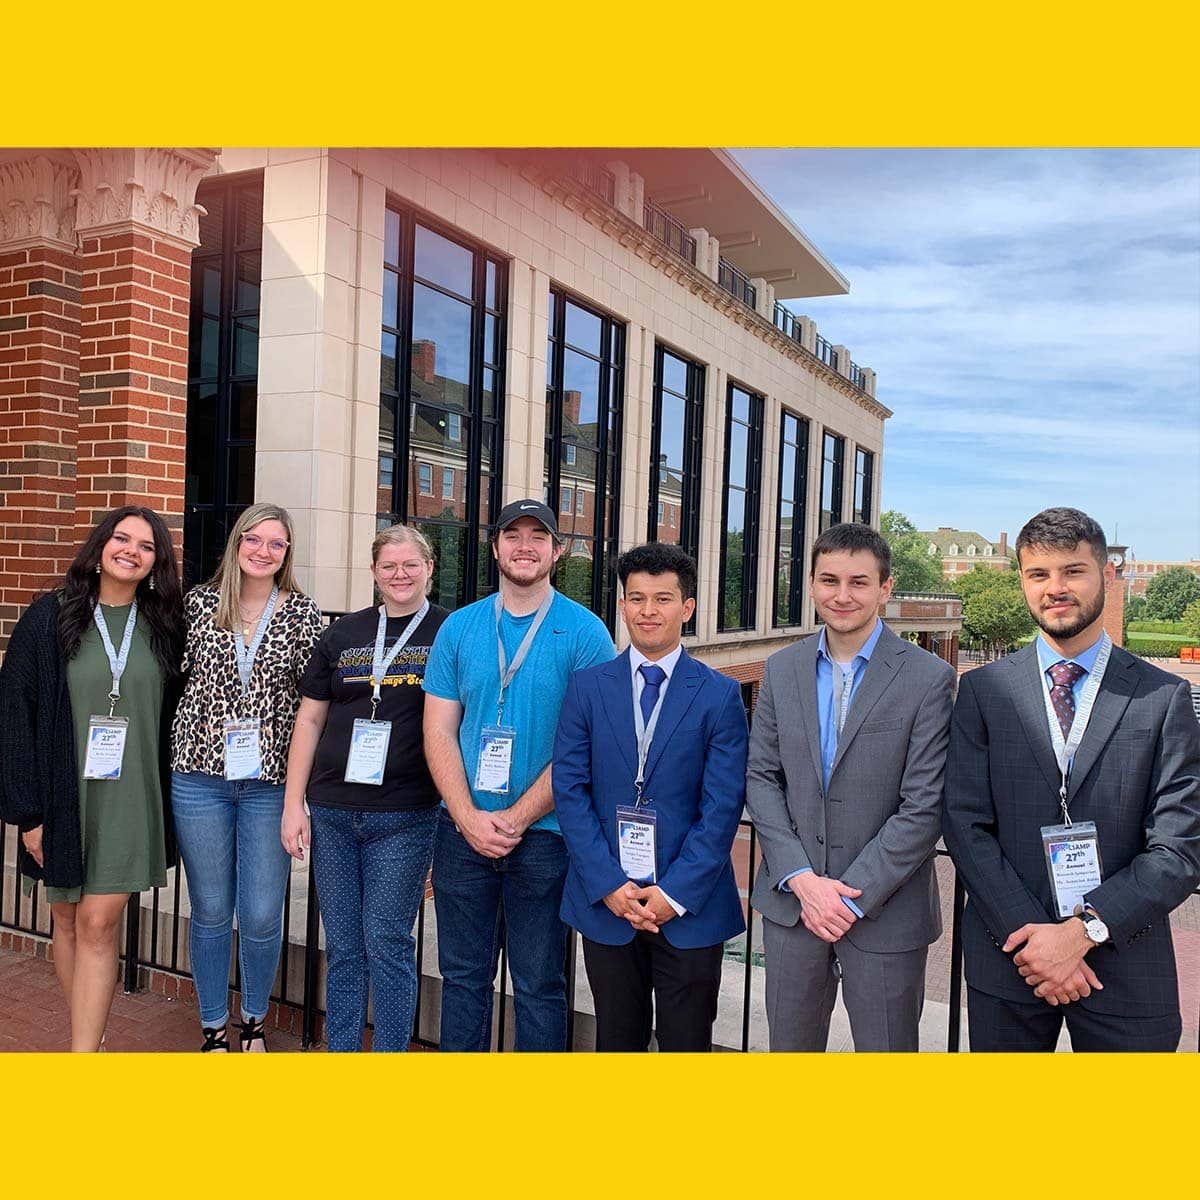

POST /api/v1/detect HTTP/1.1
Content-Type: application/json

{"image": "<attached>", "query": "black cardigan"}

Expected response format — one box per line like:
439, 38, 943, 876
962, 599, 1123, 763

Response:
0, 592, 182, 890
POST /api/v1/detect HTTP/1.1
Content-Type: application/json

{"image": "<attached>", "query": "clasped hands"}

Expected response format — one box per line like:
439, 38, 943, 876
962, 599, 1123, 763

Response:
788, 872, 862, 943
604, 881, 677, 932
1003, 921, 1103, 1007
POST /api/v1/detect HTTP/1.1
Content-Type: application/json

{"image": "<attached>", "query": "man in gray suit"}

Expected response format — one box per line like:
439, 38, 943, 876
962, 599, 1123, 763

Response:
746, 523, 957, 1051
943, 507, 1200, 1051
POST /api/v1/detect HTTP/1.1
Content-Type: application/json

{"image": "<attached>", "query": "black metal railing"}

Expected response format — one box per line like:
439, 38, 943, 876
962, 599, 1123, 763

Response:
772, 301, 801, 342
814, 334, 838, 370
850, 361, 867, 390
718, 258, 757, 310
565, 160, 616, 207
6, 810, 1197, 1053
643, 198, 697, 266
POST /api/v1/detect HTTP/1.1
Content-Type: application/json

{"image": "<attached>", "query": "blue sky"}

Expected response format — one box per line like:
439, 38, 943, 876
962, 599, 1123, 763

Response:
735, 149, 1200, 561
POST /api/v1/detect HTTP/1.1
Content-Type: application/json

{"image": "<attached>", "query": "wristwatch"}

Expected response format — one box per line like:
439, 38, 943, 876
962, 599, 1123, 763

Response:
1074, 908, 1109, 945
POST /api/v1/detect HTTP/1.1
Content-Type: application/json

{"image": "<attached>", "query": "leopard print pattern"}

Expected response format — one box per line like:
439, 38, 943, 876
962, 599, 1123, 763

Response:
170, 585, 324, 783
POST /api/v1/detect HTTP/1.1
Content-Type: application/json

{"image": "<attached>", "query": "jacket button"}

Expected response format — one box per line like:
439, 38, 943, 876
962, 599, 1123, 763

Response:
816, 834, 824, 845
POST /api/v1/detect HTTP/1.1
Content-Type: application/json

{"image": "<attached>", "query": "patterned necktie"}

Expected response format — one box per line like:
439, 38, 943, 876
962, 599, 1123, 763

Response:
639, 663, 667, 725
1048, 661, 1086, 739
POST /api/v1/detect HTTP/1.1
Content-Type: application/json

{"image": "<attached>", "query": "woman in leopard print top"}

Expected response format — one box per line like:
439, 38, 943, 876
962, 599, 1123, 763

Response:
170, 503, 322, 1053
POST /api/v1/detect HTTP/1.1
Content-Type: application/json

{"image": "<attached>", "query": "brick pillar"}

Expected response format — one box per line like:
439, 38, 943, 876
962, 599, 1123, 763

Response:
0, 155, 81, 649
1103, 545, 1127, 648
71, 148, 216, 555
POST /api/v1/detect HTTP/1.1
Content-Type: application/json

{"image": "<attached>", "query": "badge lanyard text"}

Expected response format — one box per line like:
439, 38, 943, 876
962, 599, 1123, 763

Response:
633, 669, 668, 806
232, 586, 280, 706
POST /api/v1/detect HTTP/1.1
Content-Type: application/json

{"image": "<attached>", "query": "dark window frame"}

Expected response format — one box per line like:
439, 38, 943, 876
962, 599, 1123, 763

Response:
378, 203, 507, 608
819, 429, 846, 532
184, 171, 263, 589
544, 286, 624, 628
774, 409, 811, 627
718, 380, 764, 632
853, 446, 874, 525
647, 343, 705, 561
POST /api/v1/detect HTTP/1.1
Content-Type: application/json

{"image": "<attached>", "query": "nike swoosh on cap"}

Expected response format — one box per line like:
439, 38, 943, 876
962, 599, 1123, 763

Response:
519, 504, 541, 510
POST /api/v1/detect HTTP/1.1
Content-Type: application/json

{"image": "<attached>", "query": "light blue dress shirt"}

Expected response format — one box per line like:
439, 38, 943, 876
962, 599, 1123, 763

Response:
778, 618, 885, 919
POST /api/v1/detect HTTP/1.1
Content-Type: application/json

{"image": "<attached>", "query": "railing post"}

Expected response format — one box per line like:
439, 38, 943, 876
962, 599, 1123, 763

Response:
122, 894, 140, 993
301, 857, 322, 1050
947, 868, 966, 1052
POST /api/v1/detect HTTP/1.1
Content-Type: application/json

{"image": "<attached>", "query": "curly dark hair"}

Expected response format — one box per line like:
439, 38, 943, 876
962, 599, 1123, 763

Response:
1015, 507, 1107, 569
617, 542, 698, 602
57, 506, 184, 677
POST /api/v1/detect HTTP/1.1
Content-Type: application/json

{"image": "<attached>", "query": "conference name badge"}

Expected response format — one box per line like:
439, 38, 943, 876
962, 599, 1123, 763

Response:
1040, 821, 1103, 918
83, 716, 129, 780
223, 717, 263, 781
345, 718, 392, 786
617, 804, 657, 884
475, 725, 516, 794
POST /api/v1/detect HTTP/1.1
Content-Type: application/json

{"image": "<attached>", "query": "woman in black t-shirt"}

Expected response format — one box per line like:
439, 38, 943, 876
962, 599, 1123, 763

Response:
282, 525, 448, 1051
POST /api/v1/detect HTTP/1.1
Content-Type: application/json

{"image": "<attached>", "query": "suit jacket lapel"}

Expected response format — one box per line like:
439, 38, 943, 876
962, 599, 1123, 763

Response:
830, 627, 903, 776
1067, 650, 1135, 797
597, 651, 638, 779
641, 650, 703, 788
791, 635, 826, 790
1008, 643, 1063, 796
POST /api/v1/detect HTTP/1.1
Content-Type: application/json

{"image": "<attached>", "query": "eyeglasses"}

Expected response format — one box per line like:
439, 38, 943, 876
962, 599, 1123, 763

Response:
375, 560, 428, 578
241, 533, 290, 556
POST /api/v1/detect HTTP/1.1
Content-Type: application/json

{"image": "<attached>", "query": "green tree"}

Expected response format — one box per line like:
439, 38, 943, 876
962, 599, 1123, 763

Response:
1182, 598, 1200, 642
880, 510, 944, 593
1125, 594, 1147, 621
1144, 566, 1200, 621
952, 565, 1034, 654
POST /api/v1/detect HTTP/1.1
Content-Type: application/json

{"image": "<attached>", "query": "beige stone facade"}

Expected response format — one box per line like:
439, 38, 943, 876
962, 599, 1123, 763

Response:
203, 148, 885, 678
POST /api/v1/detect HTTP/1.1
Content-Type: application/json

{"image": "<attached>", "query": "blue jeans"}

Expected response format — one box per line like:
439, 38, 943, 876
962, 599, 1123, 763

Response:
431, 809, 569, 1052
171, 770, 292, 1026
309, 804, 438, 1052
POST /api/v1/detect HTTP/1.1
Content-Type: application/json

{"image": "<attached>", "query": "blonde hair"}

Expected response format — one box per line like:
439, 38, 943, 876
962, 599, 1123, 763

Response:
371, 523, 435, 596
208, 503, 302, 632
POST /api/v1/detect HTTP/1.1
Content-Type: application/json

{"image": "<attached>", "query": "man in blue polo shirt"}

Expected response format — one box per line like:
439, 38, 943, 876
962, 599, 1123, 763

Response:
423, 499, 614, 1051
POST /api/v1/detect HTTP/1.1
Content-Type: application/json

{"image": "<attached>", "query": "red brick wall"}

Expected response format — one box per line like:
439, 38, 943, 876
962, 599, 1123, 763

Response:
0, 244, 82, 646
75, 231, 191, 553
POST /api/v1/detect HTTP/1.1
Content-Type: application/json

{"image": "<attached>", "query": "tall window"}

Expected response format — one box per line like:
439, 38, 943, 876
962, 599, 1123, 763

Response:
185, 174, 263, 589
819, 430, 845, 532
853, 447, 874, 524
544, 288, 624, 624
379, 206, 506, 609
719, 382, 764, 632
648, 345, 704, 560
775, 410, 810, 626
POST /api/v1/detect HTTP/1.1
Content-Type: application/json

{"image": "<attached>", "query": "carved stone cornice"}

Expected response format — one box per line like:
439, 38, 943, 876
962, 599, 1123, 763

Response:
70, 148, 218, 248
0, 155, 79, 250
524, 162, 892, 423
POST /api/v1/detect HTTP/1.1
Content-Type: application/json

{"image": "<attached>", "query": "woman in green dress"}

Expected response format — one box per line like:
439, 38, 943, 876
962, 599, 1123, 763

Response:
0, 506, 183, 1051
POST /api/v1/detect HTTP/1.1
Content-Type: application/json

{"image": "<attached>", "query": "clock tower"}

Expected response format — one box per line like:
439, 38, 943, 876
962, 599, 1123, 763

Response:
1103, 544, 1128, 647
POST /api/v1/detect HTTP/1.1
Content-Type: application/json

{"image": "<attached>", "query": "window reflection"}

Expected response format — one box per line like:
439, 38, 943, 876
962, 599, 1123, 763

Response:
719, 383, 763, 632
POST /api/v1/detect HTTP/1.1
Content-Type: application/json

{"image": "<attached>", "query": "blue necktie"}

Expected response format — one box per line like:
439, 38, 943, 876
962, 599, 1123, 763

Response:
639, 663, 666, 725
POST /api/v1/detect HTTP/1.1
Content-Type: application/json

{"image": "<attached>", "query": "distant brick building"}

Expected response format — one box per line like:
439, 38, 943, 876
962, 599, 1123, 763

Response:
921, 527, 1011, 579
1123, 556, 1200, 599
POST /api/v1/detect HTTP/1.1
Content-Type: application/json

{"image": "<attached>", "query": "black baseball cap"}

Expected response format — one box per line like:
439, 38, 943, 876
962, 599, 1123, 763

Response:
495, 498, 558, 536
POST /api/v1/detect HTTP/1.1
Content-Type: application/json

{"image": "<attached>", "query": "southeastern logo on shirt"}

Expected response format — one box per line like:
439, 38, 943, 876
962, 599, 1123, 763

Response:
337, 644, 430, 688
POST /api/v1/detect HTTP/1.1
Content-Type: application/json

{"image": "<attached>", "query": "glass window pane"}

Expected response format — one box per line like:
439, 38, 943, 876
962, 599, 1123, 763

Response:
727, 422, 748, 488
380, 332, 398, 393
781, 443, 796, 501
227, 445, 255, 505
231, 381, 257, 440
185, 387, 216, 505
555, 539, 594, 606
414, 224, 473, 298
235, 252, 260, 312
199, 317, 220, 379
484, 313, 497, 366
385, 208, 401, 267
383, 269, 400, 329
420, 522, 467, 611
481, 368, 497, 419
657, 393, 686, 478
233, 319, 258, 377
410, 284, 471, 410
564, 302, 602, 356
479, 420, 494, 475
725, 489, 745, 536
486, 260, 498, 309
731, 387, 749, 423
661, 351, 687, 397
409, 402, 470, 485
201, 263, 221, 318
562, 350, 601, 449
236, 187, 262, 249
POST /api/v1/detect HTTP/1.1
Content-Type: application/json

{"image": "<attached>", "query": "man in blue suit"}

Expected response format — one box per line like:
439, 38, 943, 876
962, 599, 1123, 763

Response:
553, 542, 748, 1051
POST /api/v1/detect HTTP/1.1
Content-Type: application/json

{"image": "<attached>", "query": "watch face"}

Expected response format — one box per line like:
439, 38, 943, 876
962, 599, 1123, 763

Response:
1086, 918, 1109, 943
